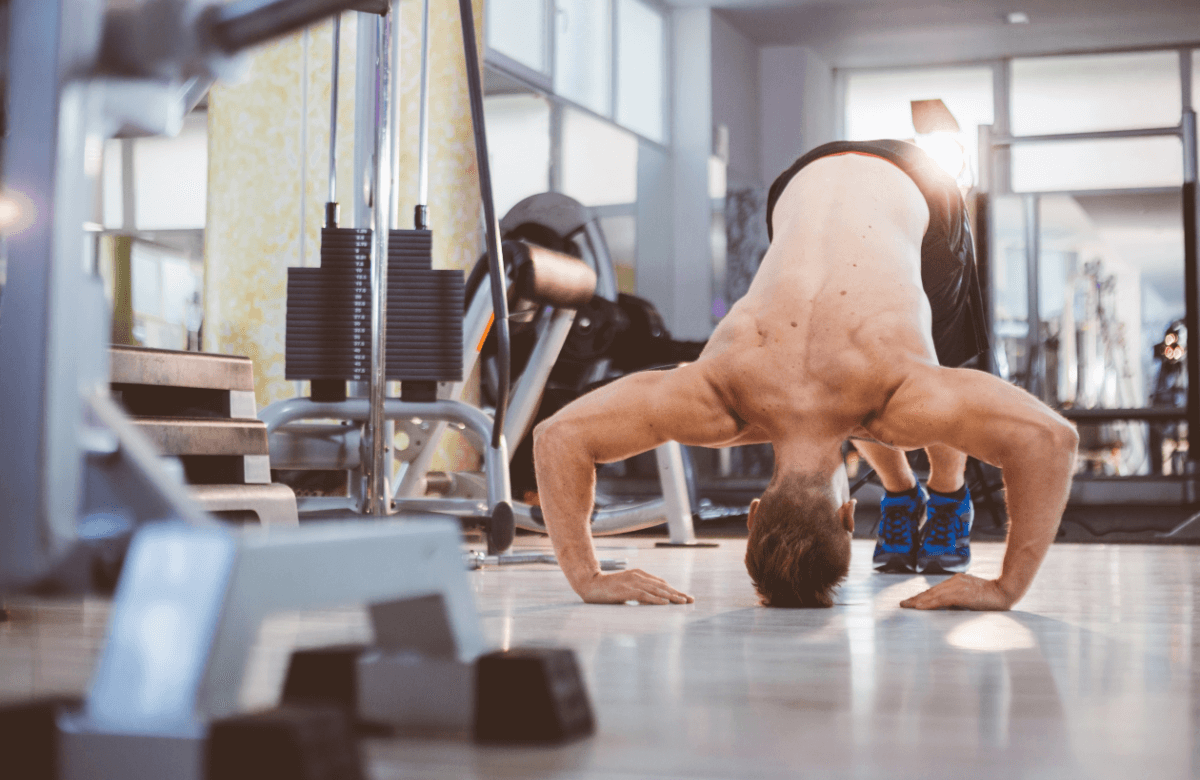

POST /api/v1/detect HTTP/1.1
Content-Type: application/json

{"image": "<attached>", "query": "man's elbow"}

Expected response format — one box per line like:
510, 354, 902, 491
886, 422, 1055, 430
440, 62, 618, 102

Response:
533, 416, 583, 466
1036, 415, 1079, 470
532, 418, 559, 465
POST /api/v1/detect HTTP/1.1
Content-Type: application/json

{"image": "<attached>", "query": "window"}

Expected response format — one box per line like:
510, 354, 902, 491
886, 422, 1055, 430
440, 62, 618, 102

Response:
486, 0, 667, 144
484, 94, 552, 217
844, 67, 993, 187
553, 0, 611, 116
1194, 49, 1199, 111
134, 114, 208, 231
1010, 136, 1183, 192
1010, 52, 1181, 136
561, 107, 638, 206
131, 240, 203, 350
616, 0, 665, 142
487, 0, 548, 75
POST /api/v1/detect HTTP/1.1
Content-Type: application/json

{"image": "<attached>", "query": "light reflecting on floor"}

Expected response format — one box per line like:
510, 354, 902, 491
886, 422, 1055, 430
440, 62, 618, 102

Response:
2, 537, 1197, 779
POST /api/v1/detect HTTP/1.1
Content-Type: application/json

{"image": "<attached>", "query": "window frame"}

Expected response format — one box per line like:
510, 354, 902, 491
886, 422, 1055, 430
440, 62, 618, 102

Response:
485, 0, 671, 148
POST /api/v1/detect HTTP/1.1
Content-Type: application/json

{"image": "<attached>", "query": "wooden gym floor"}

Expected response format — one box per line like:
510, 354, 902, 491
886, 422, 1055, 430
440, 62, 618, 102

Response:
2, 534, 1198, 779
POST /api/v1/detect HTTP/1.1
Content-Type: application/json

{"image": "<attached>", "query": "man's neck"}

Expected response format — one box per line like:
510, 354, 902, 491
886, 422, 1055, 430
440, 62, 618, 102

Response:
773, 436, 844, 483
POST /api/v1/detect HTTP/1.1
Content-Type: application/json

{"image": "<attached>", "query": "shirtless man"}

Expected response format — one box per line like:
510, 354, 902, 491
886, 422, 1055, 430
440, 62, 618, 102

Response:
532, 140, 1078, 611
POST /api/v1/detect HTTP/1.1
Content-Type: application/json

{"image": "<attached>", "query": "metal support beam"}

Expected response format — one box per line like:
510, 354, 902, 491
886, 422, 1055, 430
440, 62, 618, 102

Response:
1183, 110, 1198, 459
0, 0, 108, 587
367, 11, 394, 515
992, 125, 1182, 146
1023, 194, 1043, 399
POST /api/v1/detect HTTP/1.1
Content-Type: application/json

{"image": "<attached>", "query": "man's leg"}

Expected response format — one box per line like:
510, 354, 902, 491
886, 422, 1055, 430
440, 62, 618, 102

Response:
919, 444, 974, 574
854, 441, 925, 572
925, 444, 966, 492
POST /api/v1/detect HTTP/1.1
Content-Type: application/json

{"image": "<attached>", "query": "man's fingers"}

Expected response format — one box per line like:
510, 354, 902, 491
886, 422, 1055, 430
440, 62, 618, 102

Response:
644, 584, 692, 604
901, 584, 954, 610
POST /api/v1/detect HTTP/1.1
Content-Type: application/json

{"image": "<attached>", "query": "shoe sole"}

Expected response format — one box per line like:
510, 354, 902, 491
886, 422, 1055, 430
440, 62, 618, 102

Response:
916, 558, 970, 574
873, 554, 914, 573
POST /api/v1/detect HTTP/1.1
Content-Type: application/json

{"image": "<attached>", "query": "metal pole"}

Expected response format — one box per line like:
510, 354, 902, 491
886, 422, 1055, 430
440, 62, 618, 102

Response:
1023, 194, 1042, 399
327, 14, 340, 207
367, 10, 394, 514
415, 0, 431, 228
325, 13, 341, 228
1182, 52, 1199, 460
388, 0, 402, 231
457, 0, 510, 450
992, 60, 1012, 195
211, 0, 386, 54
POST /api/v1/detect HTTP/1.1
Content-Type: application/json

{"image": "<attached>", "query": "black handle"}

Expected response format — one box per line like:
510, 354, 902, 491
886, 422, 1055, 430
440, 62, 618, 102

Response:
210, 0, 388, 55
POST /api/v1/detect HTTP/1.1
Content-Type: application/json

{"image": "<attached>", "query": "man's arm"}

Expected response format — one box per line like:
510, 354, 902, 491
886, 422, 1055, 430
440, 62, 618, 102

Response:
869, 366, 1079, 610
532, 365, 744, 604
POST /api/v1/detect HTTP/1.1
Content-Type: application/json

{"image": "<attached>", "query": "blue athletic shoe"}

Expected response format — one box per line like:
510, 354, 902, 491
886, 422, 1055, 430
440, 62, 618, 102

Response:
917, 487, 973, 574
873, 486, 927, 572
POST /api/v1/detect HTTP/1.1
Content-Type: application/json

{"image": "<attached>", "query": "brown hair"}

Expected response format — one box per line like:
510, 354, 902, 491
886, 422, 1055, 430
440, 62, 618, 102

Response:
744, 473, 850, 608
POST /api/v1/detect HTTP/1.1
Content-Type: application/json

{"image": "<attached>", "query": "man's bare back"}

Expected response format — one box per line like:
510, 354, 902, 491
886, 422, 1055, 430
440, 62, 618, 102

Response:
532, 151, 1078, 611
700, 153, 939, 447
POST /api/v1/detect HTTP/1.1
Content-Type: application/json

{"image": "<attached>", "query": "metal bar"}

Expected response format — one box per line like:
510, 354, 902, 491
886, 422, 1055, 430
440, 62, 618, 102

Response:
388, 0, 402, 231
352, 12, 376, 230
991, 60, 1011, 194
210, 0, 381, 54
1059, 407, 1187, 422
120, 138, 136, 230
1183, 108, 1199, 459
655, 442, 697, 545
548, 100, 563, 193
1183, 49, 1193, 113
502, 308, 575, 452
327, 14, 340, 207
367, 11, 394, 515
513, 499, 673, 536
992, 125, 1182, 146
458, 0, 510, 450
583, 219, 619, 301
415, 0, 432, 227
1023, 194, 1042, 398
0, 0, 105, 588
1010, 186, 1183, 199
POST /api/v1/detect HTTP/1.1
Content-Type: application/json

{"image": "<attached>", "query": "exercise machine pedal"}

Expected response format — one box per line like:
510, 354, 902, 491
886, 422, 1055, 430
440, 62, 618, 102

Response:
474, 648, 595, 744
206, 706, 364, 780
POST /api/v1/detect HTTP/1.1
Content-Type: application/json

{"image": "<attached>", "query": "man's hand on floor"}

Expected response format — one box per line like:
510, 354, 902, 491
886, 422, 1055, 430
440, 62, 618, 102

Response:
899, 573, 1016, 611
576, 569, 695, 605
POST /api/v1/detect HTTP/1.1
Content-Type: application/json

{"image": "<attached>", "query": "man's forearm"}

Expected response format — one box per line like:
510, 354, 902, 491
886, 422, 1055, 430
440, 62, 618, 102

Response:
995, 430, 1078, 603
532, 424, 602, 595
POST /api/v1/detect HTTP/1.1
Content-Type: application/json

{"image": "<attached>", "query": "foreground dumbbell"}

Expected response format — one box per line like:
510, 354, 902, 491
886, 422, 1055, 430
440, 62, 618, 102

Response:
281, 644, 594, 744
207, 706, 364, 780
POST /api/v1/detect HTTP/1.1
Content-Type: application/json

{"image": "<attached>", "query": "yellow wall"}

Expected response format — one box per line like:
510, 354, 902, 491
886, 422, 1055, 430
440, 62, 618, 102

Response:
206, 1, 486, 473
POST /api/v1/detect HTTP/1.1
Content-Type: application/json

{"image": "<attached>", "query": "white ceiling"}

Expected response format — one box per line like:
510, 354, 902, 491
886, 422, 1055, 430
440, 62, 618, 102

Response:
667, 0, 1200, 68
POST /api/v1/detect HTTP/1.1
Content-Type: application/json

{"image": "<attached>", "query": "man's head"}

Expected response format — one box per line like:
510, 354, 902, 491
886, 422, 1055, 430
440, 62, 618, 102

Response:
744, 472, 855, 608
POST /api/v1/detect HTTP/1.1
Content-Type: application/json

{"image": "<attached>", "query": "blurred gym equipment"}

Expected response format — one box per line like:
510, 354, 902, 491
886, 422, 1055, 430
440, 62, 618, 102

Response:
0, 2, 593, 777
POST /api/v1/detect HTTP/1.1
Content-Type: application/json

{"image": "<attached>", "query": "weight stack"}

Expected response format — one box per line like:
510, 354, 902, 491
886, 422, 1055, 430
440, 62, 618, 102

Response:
388, 229, 463, 384
284, 228, 464, 386
285, 227, 373, 382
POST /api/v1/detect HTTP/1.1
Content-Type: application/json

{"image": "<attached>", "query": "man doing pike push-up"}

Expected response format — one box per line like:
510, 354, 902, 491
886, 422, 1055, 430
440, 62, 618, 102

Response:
532, 140, 1078, 610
